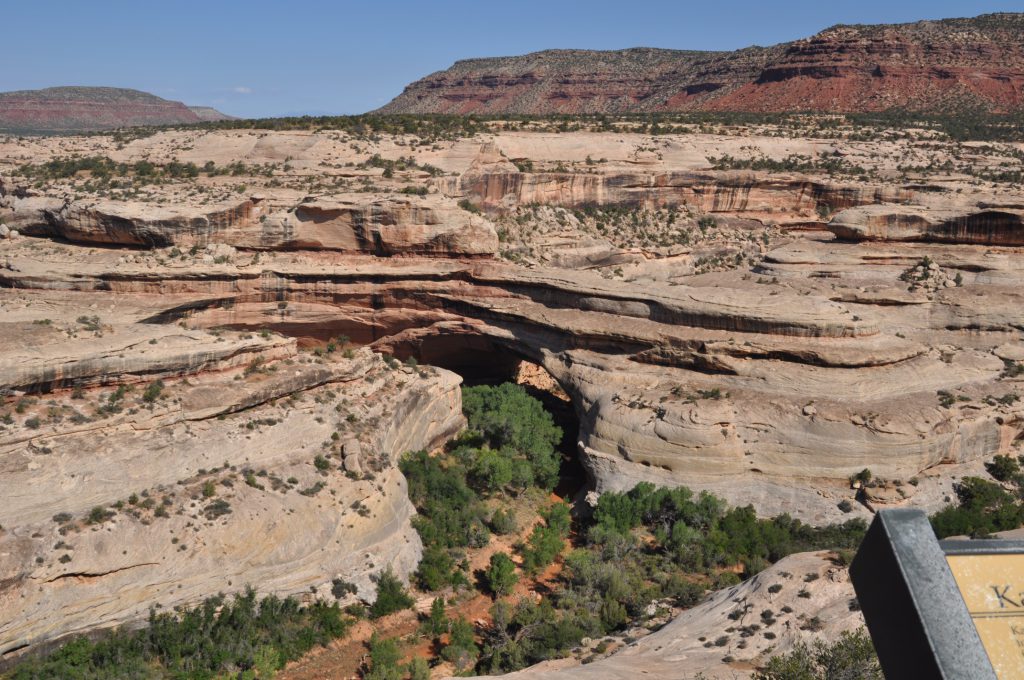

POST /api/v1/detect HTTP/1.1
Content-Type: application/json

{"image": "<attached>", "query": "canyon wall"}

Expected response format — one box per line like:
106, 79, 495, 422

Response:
0, 312, 464, 658
381, 13, 1024, 114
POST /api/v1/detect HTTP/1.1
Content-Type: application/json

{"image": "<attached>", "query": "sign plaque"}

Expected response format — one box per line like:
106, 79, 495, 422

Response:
849, 508, 1024, 679
944, 543, 1024, 678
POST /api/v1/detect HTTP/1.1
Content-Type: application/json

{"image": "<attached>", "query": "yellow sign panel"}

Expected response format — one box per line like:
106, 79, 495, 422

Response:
946, 554, 1024, 679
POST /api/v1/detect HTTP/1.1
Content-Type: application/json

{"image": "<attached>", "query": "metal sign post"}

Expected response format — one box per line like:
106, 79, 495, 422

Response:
851, 508, 1024, 679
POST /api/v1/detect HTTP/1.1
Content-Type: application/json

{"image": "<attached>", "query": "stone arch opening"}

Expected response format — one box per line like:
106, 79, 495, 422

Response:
174, 299, 592, 499
385, 332, 588, 499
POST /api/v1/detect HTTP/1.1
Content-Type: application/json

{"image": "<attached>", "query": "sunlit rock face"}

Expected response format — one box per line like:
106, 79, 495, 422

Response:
2, 117, 1024, 663
380, 14, 1024, 115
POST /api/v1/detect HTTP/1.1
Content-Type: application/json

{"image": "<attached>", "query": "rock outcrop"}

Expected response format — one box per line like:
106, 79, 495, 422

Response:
380, 13, 1024, 114
467, 551, 863, 679
266, 196, 498, 256
829, 203, 1024, 245
379, 46, 783, 115
3, 239, 1021, 528
3, 193, 499, 256
706, 15, 1024, 114
0, 320, 464, 656
3, 122, 1024, 671
187, 105, 235, 122
458, 164, 914, 218
15, 197, 261, 247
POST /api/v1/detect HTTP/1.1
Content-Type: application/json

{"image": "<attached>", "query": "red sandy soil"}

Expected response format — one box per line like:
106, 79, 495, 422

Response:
279, 494, 570, 680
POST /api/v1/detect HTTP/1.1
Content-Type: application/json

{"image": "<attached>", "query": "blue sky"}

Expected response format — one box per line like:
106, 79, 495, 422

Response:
4, 1, 1019, 117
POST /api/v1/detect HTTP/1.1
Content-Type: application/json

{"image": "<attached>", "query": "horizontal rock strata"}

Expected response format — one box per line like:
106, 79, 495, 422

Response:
381, 14, 1024, 114
829, 202, 1024, 245
2, 193, 498, 256
2, 241, 1021, 527
0, 333, 464, 657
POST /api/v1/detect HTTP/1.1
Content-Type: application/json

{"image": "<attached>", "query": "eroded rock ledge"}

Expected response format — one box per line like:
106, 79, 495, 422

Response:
3, 239, 1021, 531
0, 190, 498, 256
2, 126, 1024, 669
0, 309, 464, 657
829, 202, 1024, 245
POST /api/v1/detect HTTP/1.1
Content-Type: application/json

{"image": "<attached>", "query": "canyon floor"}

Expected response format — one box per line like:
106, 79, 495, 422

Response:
1, 117, 1022, 677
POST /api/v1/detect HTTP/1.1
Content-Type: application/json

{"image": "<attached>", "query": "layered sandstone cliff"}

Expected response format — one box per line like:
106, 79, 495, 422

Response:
456, 143, 915, 218
0, 314, 464, 656
2, 124, 1023, 672
380, 13, 1024, 114
828, 203, 1024, 245
2, 193, 499, 256
2, 237, 1020, 529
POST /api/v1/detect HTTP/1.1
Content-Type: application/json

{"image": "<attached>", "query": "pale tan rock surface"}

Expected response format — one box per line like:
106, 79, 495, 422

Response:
0, 318, 464, 656
1, 123, 1023, 667
2, 237, 1021, 528
829, 202, 1024, 245
3, 192, 498, 256
465, 551, 863, 680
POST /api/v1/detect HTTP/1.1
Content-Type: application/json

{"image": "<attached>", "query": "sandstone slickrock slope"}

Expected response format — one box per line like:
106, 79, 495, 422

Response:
2, 122, 1023, 672
468, 551, 863, 680
0, 87, 229, 133
380, 13, 1024, 114
0, 303, 464, 656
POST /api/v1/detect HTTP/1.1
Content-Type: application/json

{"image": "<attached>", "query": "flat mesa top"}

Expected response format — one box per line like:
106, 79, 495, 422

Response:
946, 553, 1024, 679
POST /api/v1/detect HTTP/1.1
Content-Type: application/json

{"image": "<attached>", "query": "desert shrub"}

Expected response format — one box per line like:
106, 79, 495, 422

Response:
930, 476, 1024, 538
331, 578, 357, 600
486, 552, 519, 597
7, 588, 350, 679
201, 480, 216, 498
519, 502, 571, 575
443, 616, 479, 672
414, 545, 458, 591
754, 628, 881, 679
365, 633, 403, 680
202, 499, 231, 520
87, 506, 114, 524
489, 507, 517, 535
402, 383, 566, 590
591, 482, 865, 573
142, 380, 164, 403
478, 599, 591, 674
985, 454, 1022, 483
407, 656, 430, 680
400, 449, 487, 589
427, 597, 449, 636
401, 449, 489, 551
462, 383, 562, 491
369, 568, 414, 618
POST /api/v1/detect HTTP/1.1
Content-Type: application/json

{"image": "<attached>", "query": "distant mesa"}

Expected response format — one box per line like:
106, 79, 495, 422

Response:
379, 12, 1024, 115
0, 86, 234, 133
